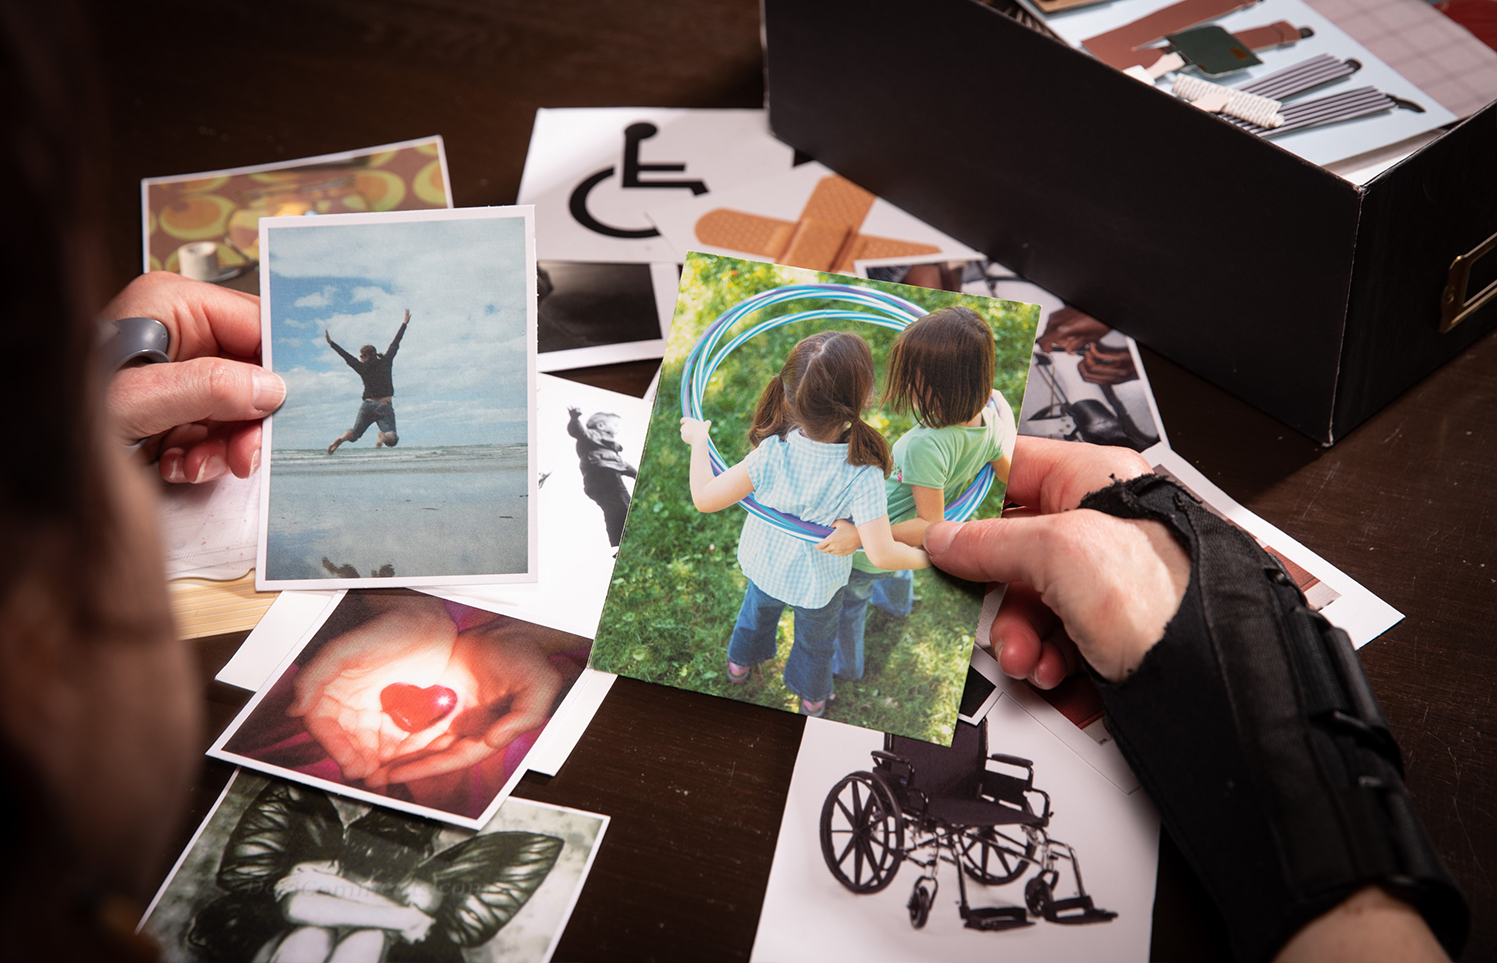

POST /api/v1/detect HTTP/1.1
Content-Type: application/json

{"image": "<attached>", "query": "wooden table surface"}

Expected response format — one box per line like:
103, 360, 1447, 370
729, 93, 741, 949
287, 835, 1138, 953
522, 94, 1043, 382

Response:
84, 1, 1494, 959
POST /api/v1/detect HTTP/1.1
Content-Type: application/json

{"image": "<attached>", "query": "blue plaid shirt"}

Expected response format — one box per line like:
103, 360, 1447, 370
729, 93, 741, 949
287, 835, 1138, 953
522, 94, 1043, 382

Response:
736, 430, 889, 609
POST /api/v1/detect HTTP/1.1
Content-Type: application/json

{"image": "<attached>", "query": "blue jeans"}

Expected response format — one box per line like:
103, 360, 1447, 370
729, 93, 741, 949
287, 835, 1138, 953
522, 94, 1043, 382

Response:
727, 579, 846, 703
348, 399, 397, 442
832, 567, 914, 681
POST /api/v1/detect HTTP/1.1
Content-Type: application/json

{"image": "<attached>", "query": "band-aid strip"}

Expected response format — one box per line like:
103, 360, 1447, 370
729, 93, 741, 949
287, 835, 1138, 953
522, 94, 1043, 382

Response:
800, 176, 876, 230
782, 218, 855, 272
836, 236, 941, 275
1083, 0, 1260, 70
695, 209, 941, 272
694, 173, 941, 273
695, 209, 798, 258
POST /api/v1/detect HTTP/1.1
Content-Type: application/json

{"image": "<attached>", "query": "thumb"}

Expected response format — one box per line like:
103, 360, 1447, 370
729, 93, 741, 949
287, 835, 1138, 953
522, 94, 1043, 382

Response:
108, 357, 286, 439
923, 517, 1058, 588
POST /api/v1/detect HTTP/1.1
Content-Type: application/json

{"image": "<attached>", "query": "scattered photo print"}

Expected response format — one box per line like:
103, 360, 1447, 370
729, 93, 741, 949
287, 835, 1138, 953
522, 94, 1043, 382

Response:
750, 706, 1158, 962
141, 770, 607, 963
142, 137, 451, 279
535, 260, 678, 370
256, 205, 536, 590
432, 374, 649, 639
211, 591, 589, 828
590, 253, 1040, 743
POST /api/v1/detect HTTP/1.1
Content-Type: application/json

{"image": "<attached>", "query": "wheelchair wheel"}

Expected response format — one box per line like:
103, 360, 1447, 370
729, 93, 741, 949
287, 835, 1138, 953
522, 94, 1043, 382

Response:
907, 881, 933, 929
1025, 876, 1053, 920
959, 827, 1036, 885
820, 771, 904, 894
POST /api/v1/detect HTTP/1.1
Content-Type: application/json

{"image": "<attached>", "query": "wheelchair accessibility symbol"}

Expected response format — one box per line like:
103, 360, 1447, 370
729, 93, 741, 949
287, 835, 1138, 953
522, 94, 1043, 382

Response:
568, 122, 708, 239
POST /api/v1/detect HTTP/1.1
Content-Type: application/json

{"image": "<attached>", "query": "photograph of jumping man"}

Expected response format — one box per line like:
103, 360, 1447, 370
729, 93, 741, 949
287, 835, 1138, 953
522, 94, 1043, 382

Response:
255, 205, 537, 589
327, 309, 411, 454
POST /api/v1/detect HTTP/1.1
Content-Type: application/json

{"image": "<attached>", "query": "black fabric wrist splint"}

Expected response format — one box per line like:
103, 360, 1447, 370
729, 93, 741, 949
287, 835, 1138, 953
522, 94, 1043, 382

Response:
1079, 474, 1468, 963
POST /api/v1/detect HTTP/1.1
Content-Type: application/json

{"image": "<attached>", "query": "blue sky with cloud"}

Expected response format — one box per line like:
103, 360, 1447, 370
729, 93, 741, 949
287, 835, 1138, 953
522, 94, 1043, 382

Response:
266, 213, 530, 449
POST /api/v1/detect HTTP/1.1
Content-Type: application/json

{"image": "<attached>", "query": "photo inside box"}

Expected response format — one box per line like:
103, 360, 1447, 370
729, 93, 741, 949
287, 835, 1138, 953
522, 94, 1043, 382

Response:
590, 255, 1039, 742
221, 590, 588, 822
537, 260, 661, 353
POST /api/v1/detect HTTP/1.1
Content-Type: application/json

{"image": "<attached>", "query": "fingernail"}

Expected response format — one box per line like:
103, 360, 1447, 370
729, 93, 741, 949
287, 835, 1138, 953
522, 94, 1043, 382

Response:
249, 449, 261, 475
162, 449, 187, 483
251, 368, 287, 413
194, 454, 226, 484
923, 520, 964, 557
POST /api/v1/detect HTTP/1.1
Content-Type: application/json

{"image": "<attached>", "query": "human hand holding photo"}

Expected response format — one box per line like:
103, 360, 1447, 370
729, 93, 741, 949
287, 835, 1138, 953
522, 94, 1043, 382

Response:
924, 436, 1190, 688
103, 271, 286, 483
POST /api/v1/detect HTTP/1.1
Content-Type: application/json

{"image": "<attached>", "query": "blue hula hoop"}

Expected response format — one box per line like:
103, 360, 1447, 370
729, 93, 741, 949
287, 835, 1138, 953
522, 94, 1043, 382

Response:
679, 283, 996, 541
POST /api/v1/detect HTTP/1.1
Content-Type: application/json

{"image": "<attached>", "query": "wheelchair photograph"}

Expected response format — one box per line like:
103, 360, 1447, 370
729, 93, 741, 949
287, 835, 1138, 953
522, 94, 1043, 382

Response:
750, 696, 1160, 961
819, 719, 1115, 931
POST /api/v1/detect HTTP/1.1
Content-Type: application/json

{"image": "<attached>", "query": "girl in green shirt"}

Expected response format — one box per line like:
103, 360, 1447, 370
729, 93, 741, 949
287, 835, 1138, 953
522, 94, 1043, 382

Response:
819, 306, 1015, 683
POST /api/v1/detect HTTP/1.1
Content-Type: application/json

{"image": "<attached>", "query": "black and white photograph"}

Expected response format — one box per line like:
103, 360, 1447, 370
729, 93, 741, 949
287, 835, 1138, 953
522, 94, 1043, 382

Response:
256, 206, 538, 590
431, 374, 650, 639
535, 260, 679, 371
140, 771, 607, 963
750, 702, 1159, 962
855, 255, 1167, 454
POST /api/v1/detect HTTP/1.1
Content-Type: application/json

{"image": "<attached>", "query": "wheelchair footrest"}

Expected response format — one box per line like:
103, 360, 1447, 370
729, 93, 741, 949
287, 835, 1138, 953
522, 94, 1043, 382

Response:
1045, 895, 1119, 925
961, 905, 1033, 931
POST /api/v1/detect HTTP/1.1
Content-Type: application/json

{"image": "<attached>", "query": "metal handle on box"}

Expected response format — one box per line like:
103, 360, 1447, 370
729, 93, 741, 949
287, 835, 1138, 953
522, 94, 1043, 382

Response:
1441, 229, 1497, 333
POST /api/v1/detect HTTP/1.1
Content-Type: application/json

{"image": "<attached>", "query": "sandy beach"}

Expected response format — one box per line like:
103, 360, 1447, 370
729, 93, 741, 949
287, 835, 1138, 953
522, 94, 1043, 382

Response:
264, 443, 529, 581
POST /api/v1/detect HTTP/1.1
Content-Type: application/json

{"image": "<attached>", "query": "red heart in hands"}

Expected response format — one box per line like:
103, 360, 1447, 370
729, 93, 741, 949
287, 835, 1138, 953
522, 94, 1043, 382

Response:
380, 683, 459, 733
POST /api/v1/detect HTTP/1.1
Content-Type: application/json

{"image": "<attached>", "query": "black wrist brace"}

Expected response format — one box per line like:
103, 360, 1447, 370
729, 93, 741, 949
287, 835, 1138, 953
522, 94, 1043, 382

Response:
1079, 474, 1468, 963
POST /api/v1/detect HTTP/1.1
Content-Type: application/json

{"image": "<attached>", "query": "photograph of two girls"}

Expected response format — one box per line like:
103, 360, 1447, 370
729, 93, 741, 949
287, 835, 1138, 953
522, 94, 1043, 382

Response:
592, 254, 1040, 742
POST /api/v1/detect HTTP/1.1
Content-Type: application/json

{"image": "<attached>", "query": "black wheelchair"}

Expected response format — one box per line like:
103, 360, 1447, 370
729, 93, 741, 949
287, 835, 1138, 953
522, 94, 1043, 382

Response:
819, 720, 1117, 930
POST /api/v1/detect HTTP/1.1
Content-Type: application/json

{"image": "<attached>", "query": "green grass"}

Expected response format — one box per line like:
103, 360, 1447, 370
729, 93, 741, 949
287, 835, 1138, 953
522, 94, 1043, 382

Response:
591, 255, 1038, 743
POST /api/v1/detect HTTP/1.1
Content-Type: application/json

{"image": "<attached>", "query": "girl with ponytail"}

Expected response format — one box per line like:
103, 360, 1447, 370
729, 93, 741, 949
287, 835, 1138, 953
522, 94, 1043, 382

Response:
819, 305, 1017, 683
679, 331, 929, 717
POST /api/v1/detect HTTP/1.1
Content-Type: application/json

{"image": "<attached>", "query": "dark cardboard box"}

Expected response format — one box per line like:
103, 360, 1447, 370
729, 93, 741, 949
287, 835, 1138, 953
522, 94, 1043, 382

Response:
762, 0, 1497, 444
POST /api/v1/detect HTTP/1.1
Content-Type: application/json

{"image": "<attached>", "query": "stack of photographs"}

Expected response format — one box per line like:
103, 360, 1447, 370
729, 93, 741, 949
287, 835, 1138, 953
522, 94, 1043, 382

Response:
147, 110, 1411, 960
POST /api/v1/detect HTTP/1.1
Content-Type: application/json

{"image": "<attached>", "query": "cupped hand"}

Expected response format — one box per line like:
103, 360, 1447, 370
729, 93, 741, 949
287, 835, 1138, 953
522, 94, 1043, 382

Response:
371, 619, 564, 787
923, 436, 1191, 687
288, 597, 460, 782
103, 272, 286, 483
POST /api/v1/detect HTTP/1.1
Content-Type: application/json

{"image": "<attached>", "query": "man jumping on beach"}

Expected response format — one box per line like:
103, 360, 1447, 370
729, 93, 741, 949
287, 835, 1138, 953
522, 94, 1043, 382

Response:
326, 309, 410, 455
